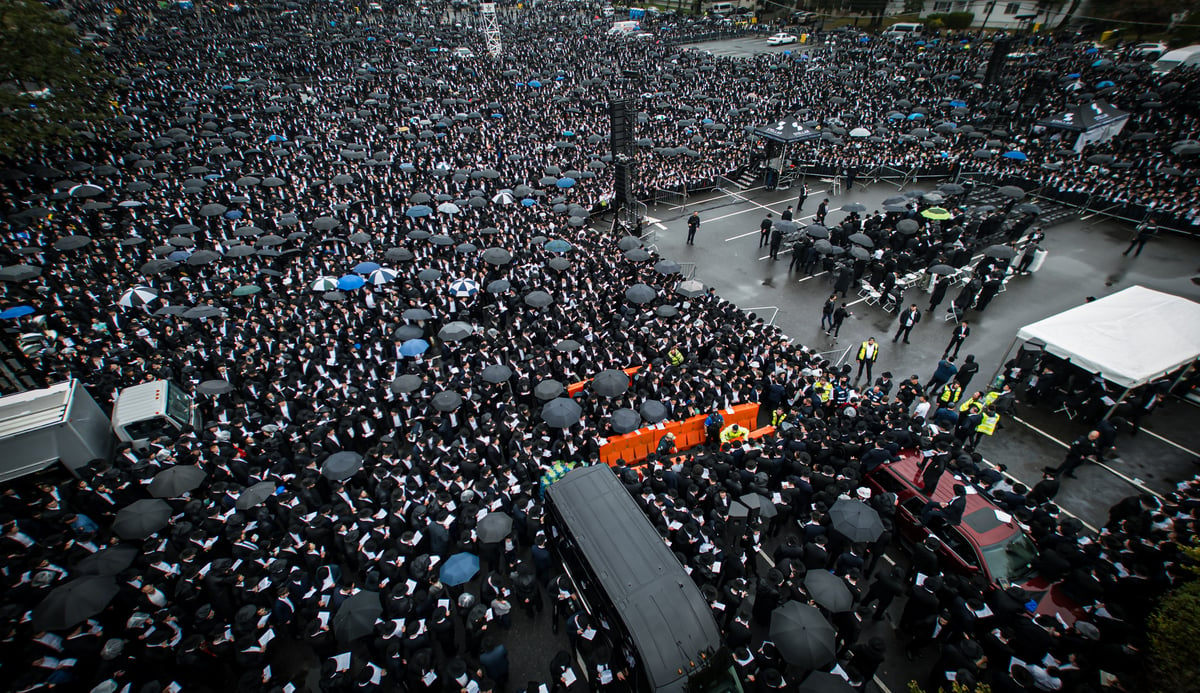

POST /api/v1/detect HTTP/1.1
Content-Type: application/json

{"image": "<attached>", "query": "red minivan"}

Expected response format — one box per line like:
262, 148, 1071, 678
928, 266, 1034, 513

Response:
865, 452, 1082, 623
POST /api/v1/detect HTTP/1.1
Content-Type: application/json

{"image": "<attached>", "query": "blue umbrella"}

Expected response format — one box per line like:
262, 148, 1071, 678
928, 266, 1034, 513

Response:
907, 113, 926, 120
528, 80, 542, 88
520, 198, 536, 207
1002, 151, 1028, 160
1097, 80, 1115, 88
544, 239, 572, 253
556, 177, 576, 188
0, 306, 35, 319
400, 339, 429, 357
168, 250, 191, 262
224, 210, 243, 219
406, 205, 433, 218
353, 261, 381, 275
561, 130, 574, 137
949, 99, 967, 107
888, 112, 904, 120
1084, 46, 1098, 54
1067, 72, 1081, 79
440, 552, 480, 587
337, 274, 365, 290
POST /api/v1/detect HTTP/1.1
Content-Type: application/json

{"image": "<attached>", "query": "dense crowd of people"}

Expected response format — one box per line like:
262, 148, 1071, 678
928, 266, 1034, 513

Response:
0, 1, 1197, 691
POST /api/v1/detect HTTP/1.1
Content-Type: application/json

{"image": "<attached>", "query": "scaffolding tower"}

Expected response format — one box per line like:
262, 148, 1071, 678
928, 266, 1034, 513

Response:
479, 3, 503, 58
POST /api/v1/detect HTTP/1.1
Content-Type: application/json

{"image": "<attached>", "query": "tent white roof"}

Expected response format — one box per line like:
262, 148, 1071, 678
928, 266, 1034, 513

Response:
1016, 286, 1200, 389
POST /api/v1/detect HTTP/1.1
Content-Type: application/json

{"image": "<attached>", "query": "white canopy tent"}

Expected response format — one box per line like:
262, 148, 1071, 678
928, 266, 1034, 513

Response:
996, 286, 1200, 416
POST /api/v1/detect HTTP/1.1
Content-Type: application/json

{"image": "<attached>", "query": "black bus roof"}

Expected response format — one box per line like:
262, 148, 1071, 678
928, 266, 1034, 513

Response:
546, 465, 724, 692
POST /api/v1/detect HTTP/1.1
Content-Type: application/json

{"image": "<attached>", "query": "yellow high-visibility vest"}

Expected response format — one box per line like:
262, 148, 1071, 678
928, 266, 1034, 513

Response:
976, 413, 1000, 436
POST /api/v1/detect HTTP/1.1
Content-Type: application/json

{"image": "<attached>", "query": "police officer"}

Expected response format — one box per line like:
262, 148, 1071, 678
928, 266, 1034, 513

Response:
855, 337, 880, 384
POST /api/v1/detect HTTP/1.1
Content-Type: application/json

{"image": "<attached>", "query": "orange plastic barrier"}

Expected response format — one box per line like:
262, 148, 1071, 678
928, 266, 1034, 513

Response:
749, 425, 776, 439
566, 366, 641, 398
599, 403, 761, 467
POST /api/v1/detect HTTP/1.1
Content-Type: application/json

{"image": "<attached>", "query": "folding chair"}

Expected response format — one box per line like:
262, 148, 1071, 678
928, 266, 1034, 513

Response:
858, 280, 875, 298
864, 288, 882, 306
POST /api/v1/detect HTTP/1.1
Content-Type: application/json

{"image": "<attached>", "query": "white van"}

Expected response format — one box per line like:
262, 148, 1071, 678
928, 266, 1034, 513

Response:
883, 22, 923, 40
710, 2, 735, 16
1152, 45, 1200, 75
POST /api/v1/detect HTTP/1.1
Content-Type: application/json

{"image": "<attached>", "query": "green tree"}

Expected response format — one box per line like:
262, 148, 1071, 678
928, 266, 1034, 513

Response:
1088, 0, 1192, 33
0, 0, 112, 158
1147, 542, 1200, 692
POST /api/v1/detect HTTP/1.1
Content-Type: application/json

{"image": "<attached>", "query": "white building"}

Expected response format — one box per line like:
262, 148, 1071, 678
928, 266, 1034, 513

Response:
882, 0, 1079, 30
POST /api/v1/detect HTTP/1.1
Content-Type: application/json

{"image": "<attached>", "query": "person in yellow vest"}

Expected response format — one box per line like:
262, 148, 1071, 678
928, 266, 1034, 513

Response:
855, 337, 880, 384
667, 346, 684, 366
970, 405, 1000, 450
813, 379, 833, 404
958, 391, 984, 413
770, 407, 788, 427
938, 381, 963, 407
720, 423, 748, 444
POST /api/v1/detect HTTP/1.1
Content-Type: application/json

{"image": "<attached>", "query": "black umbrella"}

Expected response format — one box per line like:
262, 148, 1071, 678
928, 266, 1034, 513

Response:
610, 408, 642, 433
829, 498, 884, 542
0, 264, 44, 282
333, 591, 382, 642
997, 185, 1026, 199
542, 397, 583, 428
804, 224, 830, 239
896, 218, 920, 234
53, 235, 93, 251
32, 576, 120, 631
236, 481, 278, 510
481, 247, 512, 265
402, 308, 433, 321
486, 279, 511, 293
848, 246, 871, 261
438, 321, 474, 342
148, 465, 207, 498
624, 248, 652, 261
74, 545, 139, 576
591, 369, 629, 397
112, 499, 172, 540
432, 391, 463, 412
983, 244, 1017, 260
625, 283, 656, 304
770, 601, 837, 669
928, 264, 955, 275
524, 290, 553, 307
391, 374, 423, 394
196, 379, 234, 395
740, 493, 779, 519
804, 570, 854, 613
617, 236, 643, 251
481, 364, 513, 384
841, 202, 867, 213
555, 339, 582, 352
654, 260, 681, 275
797, 671, 856, 693
534, 379, 565, 401
847, 233, 873, 248
640, 400, 669, 423
321, 451, 364, 481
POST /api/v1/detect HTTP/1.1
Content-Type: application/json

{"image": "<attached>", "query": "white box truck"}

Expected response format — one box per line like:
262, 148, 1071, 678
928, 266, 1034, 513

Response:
0, 379, 201, 483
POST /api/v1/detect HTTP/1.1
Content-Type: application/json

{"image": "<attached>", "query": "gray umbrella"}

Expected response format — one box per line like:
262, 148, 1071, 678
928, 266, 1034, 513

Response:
54, 235, 93, 251
895, 218, 920, 234
984, 244, 1017, 260
199, 203, 227, 217
391, 374, 423, 394
611, 408, 642, 434
322, 451, 364, 481
482, 247, 512, 265
542, 397, 583, 428
148, 465, 207, 498
804, 569, 854, 613
654, 260, 681, 275
0, 264, 43, 282
740, 493, 779, 519
481, 364, 513, 384
524, 290, 553, 308
996, 185, 1026, 199
236, 481, 278, 510
841, 202, 867, 213
591, 369, 629, 397
385, 247, 415, 262
197, 379, 234, 395
676, 280, 705, 298
432, 391, 463, 412
32, 576, 120, 631
477, 512, 514, 543
640, 400, 669, 423
418, 268, 443, 282
333, 591, 382, 643
617, 236, 642, 251
402, 308, 433, 321
534, 379, 565, 401
74, 545, 139, 576
625, 283, 656, 304
112, 499, 172, 540
624, 248, 651, 261
848, 233, 873, 248
829, 498, 883, 542
438, 321, 474, 342
487, 279, 511, 294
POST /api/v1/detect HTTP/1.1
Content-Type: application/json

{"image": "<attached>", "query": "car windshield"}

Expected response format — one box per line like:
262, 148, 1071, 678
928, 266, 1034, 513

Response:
980, 532, 1038, 584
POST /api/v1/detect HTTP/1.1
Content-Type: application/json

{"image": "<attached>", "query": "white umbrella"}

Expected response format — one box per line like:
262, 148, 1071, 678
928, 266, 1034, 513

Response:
118, 286, 159, 309
491, 191, 515, 205
368, 268, 398, 285
849, 127, 871, 138
310, 276, 338, 292
437, 202, 461, 215
448, 278, 479, 298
